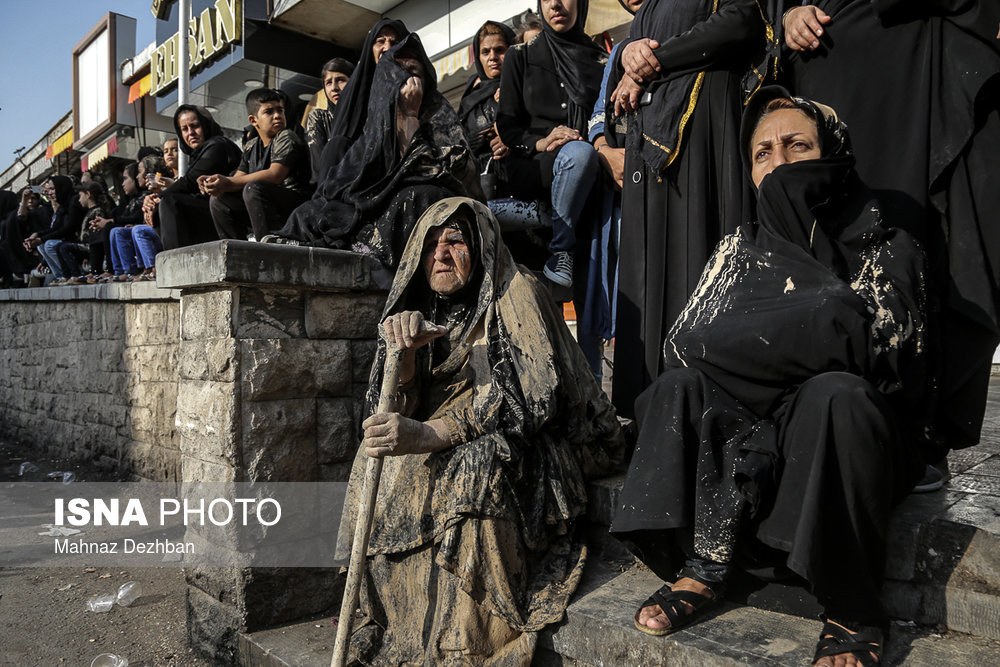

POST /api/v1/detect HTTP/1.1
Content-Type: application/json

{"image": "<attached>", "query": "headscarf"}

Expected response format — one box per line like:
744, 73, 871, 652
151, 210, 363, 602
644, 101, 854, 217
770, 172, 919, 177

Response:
0, 191, 17, 220
536, 0, 606, 133
172, 104, 228, 156
278, 34, 480, 268
667, 87, 927, 418
457, 21, 517, 124
49, 175, 75, 209
327, 18, 410, 146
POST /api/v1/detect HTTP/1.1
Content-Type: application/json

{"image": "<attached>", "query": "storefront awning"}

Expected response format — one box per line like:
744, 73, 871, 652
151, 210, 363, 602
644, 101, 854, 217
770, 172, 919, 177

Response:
128, 74, 152, 104
45, 129, 75, 161
432, 45, 473, 83
81, 136, 119, 172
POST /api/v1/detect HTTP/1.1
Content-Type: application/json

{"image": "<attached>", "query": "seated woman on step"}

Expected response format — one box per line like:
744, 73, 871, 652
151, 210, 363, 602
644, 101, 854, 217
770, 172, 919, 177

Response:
610, 87, 930, 667
337, 196, 623, 664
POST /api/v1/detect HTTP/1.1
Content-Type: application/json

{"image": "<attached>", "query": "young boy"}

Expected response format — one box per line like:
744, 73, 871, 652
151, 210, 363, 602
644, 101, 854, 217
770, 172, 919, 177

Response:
201, 88, 311, 241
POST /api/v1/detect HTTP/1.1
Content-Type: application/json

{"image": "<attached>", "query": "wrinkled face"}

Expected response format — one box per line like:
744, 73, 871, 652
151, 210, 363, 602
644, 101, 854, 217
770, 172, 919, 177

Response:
749, 108, 822, 188
541, 0, 578, 33
122, 170, 138, 196
178, 111, 206, 150
422, 224, 474, 296
323, 70, 350, 106
479, 33, 508, 79
372, 26, 399, 63
162, 139, 179, 170
250, 101, 286, 138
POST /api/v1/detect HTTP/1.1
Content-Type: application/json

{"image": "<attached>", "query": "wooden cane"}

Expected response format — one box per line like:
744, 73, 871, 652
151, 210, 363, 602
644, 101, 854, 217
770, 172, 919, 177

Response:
331, 321, 441, 667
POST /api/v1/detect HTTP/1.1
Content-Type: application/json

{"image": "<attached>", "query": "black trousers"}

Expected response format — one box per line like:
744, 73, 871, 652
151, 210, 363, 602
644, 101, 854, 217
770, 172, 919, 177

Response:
209, 182, 308, 241
159, 192, 218, 250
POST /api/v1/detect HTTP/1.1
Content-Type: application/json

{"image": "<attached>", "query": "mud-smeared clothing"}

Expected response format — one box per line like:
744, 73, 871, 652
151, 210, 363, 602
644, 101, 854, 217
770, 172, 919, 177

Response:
337, 197, 623, 664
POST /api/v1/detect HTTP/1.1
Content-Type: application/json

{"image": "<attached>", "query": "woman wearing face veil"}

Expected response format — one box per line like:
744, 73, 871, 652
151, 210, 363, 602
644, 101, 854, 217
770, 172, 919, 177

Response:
337, 197, 623, 665
273, 35, 480, 269
610, 0, 766, 417
611, 88, 929, 666
313, 18, 410, 182
158, 105, 241, 250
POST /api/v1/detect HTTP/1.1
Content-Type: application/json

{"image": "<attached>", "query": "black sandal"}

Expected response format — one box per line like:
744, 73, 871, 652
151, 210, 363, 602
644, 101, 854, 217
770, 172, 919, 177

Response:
812, 620, 883, 666
633, 569, 719, 637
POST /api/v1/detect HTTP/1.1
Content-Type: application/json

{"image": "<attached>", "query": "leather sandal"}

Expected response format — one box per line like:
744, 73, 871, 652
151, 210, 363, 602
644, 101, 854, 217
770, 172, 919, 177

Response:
633, 568, 720, 637
812, 620, 882, 666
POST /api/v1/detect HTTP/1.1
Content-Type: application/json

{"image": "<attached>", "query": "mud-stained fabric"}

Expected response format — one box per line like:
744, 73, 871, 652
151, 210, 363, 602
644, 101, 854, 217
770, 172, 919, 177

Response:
611, 89, 928, 625
275, 35, 481, 268
337, 197, 623, 664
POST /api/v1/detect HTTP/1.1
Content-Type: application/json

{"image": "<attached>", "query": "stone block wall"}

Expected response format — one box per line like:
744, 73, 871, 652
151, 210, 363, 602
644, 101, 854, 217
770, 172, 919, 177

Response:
0, 283, 181, 481
158, 240, 392, 664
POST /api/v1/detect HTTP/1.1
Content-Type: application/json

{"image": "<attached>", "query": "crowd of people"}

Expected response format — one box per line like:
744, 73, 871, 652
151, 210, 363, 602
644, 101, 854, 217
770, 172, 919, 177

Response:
2, 0, 997, 665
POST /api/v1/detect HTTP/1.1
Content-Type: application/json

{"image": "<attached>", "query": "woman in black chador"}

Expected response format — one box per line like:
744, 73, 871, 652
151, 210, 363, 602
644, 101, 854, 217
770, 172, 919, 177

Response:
609, 0, 766, 417
611, 88, 929, 667
458, 20, 517, 176
272, 34, 480, 269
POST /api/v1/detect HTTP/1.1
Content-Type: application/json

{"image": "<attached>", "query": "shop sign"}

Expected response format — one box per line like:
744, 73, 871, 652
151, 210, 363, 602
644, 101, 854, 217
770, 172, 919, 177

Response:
150, 0, 242, 96
151, 0, 175, 20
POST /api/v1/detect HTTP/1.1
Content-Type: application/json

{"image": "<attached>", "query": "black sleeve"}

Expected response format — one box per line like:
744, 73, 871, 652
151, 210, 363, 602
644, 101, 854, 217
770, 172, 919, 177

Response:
164, 139, 240, 195
40, 196, 85, 241
496, 47, 546, 155
648, 0, 764, 77
270, 130, 306, 169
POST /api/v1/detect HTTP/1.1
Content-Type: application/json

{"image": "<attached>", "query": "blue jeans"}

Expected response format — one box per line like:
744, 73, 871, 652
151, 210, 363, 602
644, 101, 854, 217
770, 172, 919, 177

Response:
112, 226, 162, 274
549, 140, 599, 254
38, 239, 67, 278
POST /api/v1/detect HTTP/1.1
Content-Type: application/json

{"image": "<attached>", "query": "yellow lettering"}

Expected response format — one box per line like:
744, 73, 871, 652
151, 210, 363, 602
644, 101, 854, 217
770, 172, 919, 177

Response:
150, 44, 164, 94
215, 0, 241, 45
195, 7, 218, 66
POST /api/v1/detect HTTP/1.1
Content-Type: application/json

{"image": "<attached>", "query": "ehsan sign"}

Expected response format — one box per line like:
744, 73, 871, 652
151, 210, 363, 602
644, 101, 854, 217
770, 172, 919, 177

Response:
150, 0, 242, 95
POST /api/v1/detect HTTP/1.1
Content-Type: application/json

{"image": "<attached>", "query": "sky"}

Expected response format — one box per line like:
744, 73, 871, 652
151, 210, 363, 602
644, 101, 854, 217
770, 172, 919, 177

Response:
0, 0, 158, 175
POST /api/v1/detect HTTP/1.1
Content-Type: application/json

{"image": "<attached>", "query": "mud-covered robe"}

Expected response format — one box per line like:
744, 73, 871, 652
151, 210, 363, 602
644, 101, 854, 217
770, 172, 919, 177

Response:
337, 197, 623, 664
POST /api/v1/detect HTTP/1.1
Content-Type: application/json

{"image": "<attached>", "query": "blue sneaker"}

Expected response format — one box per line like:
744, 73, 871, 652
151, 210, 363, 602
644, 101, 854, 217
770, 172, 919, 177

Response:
544, 251, 573, 287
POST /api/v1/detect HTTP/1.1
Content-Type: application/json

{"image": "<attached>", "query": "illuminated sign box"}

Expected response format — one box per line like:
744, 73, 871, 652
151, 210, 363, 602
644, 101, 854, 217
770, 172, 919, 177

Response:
72, 13, 137, 150
150, 0, 242, 95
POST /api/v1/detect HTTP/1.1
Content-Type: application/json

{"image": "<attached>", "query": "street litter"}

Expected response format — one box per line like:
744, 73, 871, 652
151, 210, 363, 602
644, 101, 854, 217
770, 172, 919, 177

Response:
46, 471, 76, 483
90, 654, 128, 667
116, 581, 141, 607
86, 594, 116, 612
19, 462, 40, 475
56, 584, 74, 591
38, 524, 82, 537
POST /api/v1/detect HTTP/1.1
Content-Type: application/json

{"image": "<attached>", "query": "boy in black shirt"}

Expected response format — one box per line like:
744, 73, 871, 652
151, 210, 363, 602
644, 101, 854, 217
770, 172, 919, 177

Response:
202, 88, 311, 241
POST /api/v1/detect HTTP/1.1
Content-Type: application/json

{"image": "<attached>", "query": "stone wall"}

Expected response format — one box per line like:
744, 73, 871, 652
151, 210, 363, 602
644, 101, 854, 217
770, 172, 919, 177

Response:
0, 282, 181, 481
158, 240, 392, 664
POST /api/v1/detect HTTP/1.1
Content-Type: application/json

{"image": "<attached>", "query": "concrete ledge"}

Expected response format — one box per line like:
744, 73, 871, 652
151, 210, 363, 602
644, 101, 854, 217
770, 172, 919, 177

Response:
0, 280, 179, 301
157, 240, 394, 292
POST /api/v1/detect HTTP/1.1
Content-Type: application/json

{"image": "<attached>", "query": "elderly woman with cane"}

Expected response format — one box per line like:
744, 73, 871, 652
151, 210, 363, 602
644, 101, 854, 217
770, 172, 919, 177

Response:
335, 197, 623, 665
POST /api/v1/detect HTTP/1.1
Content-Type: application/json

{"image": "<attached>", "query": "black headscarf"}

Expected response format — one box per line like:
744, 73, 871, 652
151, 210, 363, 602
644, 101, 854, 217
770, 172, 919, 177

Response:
172, 104, 227, 156
0, 191, 17, 220
49, 175, 75, 210
458, 21, 517, 124
536, 0, 606, 133
328, 18, 410, 146
277, 34, 481, 268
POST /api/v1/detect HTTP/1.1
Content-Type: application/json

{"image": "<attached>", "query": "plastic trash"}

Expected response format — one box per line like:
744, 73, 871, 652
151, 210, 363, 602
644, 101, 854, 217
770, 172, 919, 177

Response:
18, 462, 39, 475
86, 594, 116, 612
47, 471, 63, 479
38, 524, 82, 537
116, 581, 141, 607
62, 471, 75, 484
91, 654, 128, 667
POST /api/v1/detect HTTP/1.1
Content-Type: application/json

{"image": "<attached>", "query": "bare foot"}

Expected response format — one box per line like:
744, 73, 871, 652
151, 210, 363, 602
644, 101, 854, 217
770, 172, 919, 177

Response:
813, 619, 880, 667
636, 577, 714, 631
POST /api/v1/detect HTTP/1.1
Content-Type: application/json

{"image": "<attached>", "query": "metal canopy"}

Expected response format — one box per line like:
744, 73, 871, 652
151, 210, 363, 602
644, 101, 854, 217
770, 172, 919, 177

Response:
270, 0, 400, 50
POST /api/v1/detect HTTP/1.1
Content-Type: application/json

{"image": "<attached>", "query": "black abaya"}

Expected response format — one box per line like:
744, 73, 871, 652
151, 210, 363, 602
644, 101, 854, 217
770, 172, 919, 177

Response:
779, 0, 1000, 448
612, 0, 763, 417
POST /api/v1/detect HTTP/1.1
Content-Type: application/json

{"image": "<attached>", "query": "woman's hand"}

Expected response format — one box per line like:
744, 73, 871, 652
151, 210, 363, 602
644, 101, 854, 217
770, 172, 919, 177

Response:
612, 75, 644, 116
90, 216, 110, 232
22, 233, 40, 252
784, 6, 831, 51
381, 310, 447, 350
596, 142, 626, 190
536, 125, 582, 153
362, 413, 450, 457
490, 126, 509, 160
399, 76, 424, 118
622, 38, 661, 83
